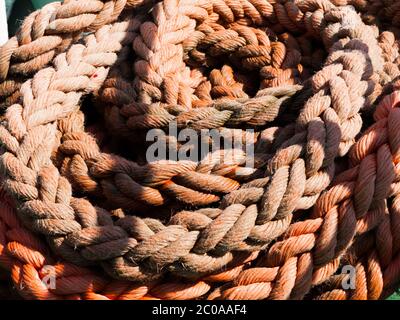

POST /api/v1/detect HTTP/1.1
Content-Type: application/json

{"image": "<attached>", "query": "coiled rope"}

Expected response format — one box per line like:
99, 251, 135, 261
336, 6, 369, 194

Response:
1, 0, 400, 300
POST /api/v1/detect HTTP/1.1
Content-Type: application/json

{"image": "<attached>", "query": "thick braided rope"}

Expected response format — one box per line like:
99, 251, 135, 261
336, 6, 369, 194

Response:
101, 74, 307, 134
1, 184, 399, 300
1, 184, 266, 300
311, 220, 400, 300
131, 0, 212, 108
308, 89, 400, 300
96, 28, 400, 159
98, 0, 350, 136
50, 4, 391, 215
0, 10, 307, 211
0, 187, 219, 300
0, 188, 217, 300
40, 2, 314, 210
96, 0, 398, 139
0, 18, 257, 280
0, 31, 400, 300
54, 116, 303, 210
99, 0, 315, 130
0, 1, 400, 300
0, 5, 388, 284
193, 33, 400, 300
182, 19, 306, 89
0, 0, 154, 108
206, 89, 400, 300
3, 174, 399, 301
56, 6, 386, 219
0, 0, 376, 110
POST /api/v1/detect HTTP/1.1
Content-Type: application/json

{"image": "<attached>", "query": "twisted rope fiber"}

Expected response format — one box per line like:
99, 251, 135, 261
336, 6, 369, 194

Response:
97, 0, 400, 136
1, 172, 399, 300
0, 0, 301, 108
96, 0, 316, 135
0, 1, 400, 300
306, 83, 400, 300
0, 0, 380, 109
56, 88, 312, 211
0, 184, 263, 300
46, 1, 390, 215
183, 29, 400, 300
2, 1, 400, 300
98, 0, 367, 134
311, 217, 400, 300
70, 0, 400, 214
72, 31, 400, 213
44, 14, 311, 211
0, 2, 389, 286
9, 0, 315, 212
1, 134, 400, 302
0, 15, 272, 280
0, 0, 328, 205
60, 1, 390, 235
0, 0, 155, 109
0, 188, 218, 300
205, 89, 400, 300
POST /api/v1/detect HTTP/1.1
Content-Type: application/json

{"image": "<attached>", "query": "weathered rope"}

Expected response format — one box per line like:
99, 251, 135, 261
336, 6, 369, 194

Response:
0, 0, 154, 109
0, 164, 398, 300
0, 188, 214, 300
43, 3, 388, 215
0, 3, 387, 283
207, 88, 400, 300
0, 0, 372, 110
60, 3, 390, 230
309, 89, 400, 300
2, 0, 400, 302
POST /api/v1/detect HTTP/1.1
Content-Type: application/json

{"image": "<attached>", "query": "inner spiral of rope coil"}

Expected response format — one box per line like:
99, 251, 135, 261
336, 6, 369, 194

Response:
1, 0, 400, 300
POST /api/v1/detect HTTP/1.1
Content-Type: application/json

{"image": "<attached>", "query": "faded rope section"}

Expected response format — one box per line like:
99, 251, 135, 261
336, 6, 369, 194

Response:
0, 14, 301, 212
207, 89, 400, 300
132, 0, 211, 108
307, 89, 400, 300
46, 1, 314, 210
182, 20, 306, 89
52, 3, 396, 215
1, 171, 399, 300
101, 84, 307, 134
0, 0, 396, 298
0, 184, 257, 300
0, 0, 154, 109
54, 117, 299, 210
98, 0, 340, 139
96, 0, 396, 141
0, 187, 215, 300
0, 0, 391, 110
0, 18, 260, 279
92, 2, 400, 141
0, 5, 388, 283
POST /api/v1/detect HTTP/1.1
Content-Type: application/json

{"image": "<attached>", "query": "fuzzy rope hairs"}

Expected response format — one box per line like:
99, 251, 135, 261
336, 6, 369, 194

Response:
0, 0, 374, 109
0, 189, 212, 300
132, 0, 212, 108
207, 90, 400, 300
0, 5, 385, 284
54, 4, 385, 214
0, 0, 153, 108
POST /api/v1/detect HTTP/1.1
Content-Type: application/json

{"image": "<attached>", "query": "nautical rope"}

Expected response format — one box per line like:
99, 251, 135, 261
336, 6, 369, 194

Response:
1, 0, 400, 302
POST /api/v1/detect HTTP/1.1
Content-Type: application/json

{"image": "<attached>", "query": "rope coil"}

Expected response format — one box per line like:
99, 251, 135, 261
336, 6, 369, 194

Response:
1, 0, 400, 300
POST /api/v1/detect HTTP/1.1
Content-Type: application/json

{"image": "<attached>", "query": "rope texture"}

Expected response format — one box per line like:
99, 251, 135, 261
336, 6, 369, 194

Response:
1, 0, 400, 300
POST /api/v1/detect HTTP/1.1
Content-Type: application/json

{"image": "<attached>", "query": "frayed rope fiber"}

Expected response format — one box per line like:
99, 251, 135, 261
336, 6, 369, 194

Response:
1, 0, 400, 300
